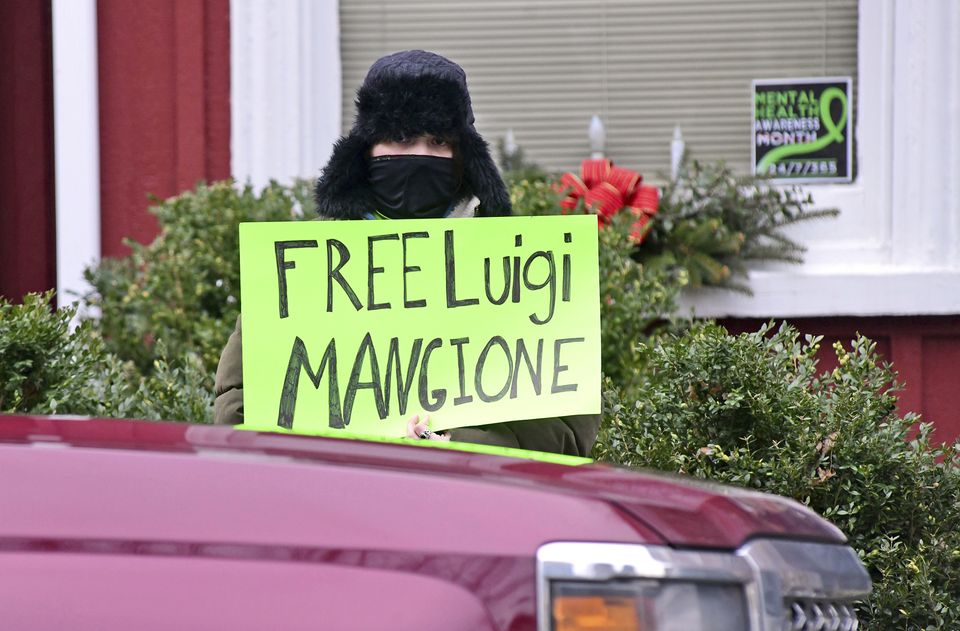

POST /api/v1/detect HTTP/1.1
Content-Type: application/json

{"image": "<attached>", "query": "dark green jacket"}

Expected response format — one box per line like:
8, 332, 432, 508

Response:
214, 316, 600, 457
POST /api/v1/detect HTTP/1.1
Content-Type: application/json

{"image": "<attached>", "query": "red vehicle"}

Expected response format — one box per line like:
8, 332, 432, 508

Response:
0, 415, 870, 630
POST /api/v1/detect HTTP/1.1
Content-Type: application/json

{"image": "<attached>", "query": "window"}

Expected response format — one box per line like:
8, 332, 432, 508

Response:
340, 0, 857, 177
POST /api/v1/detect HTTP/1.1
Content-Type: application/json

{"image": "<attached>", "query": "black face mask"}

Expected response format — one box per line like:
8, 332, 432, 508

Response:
368, 155, 459, 219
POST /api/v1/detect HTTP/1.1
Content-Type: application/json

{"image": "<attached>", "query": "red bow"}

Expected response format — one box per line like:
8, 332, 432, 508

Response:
558, 159, 659, 244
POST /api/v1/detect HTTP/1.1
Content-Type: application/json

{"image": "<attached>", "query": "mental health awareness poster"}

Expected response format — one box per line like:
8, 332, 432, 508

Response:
752, 77, 853, 183
238, 216, 601, 438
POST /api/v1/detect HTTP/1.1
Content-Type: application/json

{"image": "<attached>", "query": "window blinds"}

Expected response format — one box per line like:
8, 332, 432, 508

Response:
339, 0, 857, 178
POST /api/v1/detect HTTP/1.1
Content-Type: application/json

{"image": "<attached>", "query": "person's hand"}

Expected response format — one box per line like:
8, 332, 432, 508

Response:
406, 414, 450, 441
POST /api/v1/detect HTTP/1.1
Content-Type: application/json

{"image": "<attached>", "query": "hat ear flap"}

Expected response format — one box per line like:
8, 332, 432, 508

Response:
459, 130, 512, 216
315, 133, 377, 219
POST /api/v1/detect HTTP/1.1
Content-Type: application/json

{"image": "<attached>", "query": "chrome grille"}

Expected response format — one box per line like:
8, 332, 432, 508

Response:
784, 598, 859, 631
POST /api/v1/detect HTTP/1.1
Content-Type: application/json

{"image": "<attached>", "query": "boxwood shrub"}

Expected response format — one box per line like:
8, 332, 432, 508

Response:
595, 322, 960, 629
0, 292, 212, 422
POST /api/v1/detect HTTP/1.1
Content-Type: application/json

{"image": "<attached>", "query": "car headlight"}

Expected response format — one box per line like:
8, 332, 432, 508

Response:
538, 541, 870, 631
551, 579, 748, 631
538, 542, 756, 631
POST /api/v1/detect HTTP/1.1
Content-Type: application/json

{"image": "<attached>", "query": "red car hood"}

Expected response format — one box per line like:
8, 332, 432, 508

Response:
0, 416, 843, 550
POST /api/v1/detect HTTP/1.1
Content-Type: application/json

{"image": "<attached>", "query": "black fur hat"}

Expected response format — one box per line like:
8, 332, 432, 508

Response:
315, 50, 512, 219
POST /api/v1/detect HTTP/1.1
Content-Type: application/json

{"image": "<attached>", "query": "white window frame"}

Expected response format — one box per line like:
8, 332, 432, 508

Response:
230, 0, 342, 192
680, 0, 960, 318
235, 0, 959, 317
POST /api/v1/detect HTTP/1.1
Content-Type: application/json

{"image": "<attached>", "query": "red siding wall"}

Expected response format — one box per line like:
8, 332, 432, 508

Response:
96, 0, 230, 258
722, 316, 960, 445
0, 0, 56, 301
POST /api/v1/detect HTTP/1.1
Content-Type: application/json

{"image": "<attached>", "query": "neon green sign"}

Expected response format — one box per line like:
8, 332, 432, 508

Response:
238, 216, 601, 438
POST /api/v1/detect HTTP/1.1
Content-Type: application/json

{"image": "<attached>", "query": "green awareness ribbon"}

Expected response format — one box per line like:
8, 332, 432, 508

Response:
756, 87, 847, 173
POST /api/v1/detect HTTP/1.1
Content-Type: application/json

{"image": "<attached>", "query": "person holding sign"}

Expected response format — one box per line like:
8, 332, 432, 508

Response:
215, 50, 600, 457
